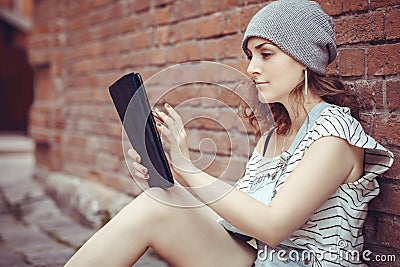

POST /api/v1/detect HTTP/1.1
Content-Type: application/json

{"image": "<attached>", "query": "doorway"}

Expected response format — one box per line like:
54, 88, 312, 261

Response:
0, 20, 34, 134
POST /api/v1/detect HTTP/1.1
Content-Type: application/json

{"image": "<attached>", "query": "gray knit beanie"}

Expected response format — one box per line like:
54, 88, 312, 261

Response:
242, 0, 337, 76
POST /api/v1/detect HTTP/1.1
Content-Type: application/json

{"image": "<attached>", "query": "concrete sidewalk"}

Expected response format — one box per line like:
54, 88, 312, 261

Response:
0, 134, 95, 266
0, 134, 168, 266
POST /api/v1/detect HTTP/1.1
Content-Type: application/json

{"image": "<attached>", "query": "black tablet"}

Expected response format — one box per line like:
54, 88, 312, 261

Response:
109, 73, 174, 188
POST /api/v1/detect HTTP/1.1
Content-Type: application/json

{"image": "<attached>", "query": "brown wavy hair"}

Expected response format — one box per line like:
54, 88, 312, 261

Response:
238, 71, 363, 137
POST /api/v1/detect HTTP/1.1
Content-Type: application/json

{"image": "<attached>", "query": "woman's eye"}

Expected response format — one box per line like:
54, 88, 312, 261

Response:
262, 53, 272, 59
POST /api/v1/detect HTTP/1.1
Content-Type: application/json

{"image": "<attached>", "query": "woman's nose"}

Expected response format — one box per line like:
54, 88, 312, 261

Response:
247, 57, 261, 76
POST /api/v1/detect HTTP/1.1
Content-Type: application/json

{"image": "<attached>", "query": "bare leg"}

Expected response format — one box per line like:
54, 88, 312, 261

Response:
65, 187, 256, 267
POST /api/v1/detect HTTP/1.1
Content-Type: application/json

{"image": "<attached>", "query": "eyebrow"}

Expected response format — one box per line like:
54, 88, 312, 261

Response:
247, 41, 274, 55
254, 41, 273, 50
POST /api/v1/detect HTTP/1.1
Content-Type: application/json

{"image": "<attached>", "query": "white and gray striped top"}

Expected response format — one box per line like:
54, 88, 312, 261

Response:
232, 104, 394, 266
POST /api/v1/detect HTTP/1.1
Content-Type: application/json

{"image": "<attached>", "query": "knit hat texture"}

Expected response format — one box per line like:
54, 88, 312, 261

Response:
242, 0, 337, 76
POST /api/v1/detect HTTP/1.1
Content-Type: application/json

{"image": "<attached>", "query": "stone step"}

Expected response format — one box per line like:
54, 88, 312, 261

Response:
0, 135, 170, 266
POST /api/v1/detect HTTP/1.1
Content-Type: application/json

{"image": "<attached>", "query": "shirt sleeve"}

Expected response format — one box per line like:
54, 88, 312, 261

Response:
307, 106, 394, 183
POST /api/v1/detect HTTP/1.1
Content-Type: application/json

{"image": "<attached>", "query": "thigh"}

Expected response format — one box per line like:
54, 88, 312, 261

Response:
136, 186, 257, 267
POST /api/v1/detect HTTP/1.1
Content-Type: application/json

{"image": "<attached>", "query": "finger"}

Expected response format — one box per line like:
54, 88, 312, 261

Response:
164, 103, 183, 125
164, 104, 186, 139
152, 110, 164, 122
156, 121, 174, 143
134, 170, 149, 180
155, 110, 176, 133
128, 148, 141, 162
132, 161, 148, 175
154, 108, 169, 122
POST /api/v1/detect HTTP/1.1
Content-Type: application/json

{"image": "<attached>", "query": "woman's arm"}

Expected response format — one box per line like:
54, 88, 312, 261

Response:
156, 104, 359, 247
187, 137, 358, 247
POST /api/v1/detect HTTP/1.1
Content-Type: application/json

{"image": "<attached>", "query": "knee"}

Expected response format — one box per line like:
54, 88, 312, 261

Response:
126, 187, 172, 221
123, 186, 202, 224
143, 186, 204, 208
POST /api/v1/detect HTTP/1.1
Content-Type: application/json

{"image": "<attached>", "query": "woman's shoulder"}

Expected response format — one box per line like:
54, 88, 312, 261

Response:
311, 103, 360, 141
308, 103, 394, 176
318, 104, 356, 125
308, 102, 381, 150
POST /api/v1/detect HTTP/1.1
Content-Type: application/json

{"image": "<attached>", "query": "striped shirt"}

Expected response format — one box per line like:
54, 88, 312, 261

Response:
222, 104, 394, 266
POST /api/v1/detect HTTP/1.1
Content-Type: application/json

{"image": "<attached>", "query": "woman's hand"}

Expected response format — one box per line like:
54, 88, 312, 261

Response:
155, 103, 198, 177
127, 148, 149, 181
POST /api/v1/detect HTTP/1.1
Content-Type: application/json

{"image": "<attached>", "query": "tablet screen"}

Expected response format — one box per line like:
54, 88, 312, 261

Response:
109, 73, 174, 188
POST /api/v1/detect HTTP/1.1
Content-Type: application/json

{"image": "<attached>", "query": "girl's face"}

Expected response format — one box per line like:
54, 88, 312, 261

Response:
246, 37, 305, 105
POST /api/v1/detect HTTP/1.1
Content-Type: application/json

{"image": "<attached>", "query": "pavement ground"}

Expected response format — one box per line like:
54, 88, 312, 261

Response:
0, 133, 168, 267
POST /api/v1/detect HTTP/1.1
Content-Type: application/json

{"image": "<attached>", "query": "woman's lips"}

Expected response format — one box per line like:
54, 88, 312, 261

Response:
255, 82, 269, 88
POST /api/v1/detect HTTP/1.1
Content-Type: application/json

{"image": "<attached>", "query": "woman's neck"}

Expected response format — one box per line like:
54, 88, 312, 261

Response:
282, 96, 323, 134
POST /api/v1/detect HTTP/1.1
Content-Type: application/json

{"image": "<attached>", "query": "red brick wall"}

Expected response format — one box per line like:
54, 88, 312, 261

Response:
0, 0, 13, 9
28, 0, 399, 263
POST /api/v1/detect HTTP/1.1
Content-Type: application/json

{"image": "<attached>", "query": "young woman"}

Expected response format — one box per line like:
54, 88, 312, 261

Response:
66, 1, 393, 266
